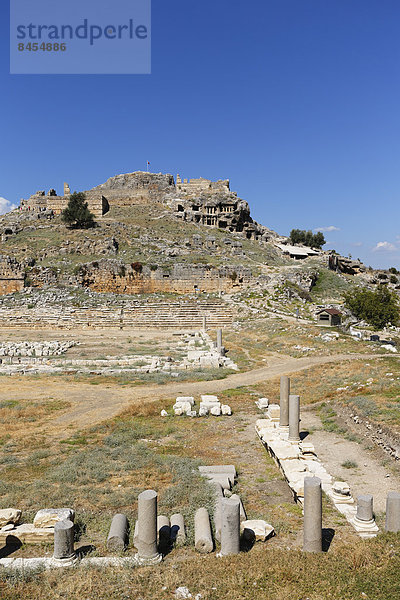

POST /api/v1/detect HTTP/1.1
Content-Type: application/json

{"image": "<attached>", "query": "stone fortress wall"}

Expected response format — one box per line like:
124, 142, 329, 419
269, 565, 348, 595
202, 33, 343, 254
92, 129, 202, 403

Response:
19, 171, 276, 241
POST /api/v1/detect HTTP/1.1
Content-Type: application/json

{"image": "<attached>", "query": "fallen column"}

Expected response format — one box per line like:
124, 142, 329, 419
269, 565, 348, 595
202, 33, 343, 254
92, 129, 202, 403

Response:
303, 477, 322, 553
52, 519, 77, 565
198, 465, 237, 477
157, 515, 171, 555
211, 480, 224, 541
386, 491, 400, 533
107, 514, 129, 552
170, 513, 186, 546
194, 508, 213, 553
288, 394, 300, 442
279, 376, 290, 429
219, 498, 240, 556
135, 490, 162, 565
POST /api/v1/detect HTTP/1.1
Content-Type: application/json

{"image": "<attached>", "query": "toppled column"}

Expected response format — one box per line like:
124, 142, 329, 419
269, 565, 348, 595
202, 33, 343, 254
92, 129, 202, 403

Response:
107, 514, 129, 552
351, 494, 379, 537
198, 465, 237, 478
157, 515, 171, 555
210, 480, 224, 541
279, 376, 290, 429
303, 477, 322, 553
194, 508, 213, 553
386, 491, 400, 532
53, 519, 77, 565
219, 498, 240, 556
288, 394, 300, 442
135, 490, 162, 565
170, 513, 186, 546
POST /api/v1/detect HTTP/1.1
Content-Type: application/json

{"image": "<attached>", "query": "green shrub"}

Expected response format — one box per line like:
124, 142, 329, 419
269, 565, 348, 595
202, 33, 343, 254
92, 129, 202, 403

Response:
344, 285, 399, 329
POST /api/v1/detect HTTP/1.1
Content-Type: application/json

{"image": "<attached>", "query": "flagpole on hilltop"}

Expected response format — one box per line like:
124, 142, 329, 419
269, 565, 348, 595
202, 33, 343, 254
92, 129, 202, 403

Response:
147, 161, 150, 172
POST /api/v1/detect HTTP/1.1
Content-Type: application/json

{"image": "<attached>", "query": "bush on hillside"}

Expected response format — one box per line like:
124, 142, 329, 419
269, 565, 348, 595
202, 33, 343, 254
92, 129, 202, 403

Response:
343, 285, 399, 330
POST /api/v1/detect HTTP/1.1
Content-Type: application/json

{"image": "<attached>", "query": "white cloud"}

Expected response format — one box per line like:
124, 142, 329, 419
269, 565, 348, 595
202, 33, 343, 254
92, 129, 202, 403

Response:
372, 241, 397, 252
313, 225, 340, 233
352, 242, 363, 247
0, 197, 17, 215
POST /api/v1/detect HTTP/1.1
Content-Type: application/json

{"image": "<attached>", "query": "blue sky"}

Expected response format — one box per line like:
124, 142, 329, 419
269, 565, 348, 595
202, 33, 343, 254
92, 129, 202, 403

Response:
1, 0, 400, 269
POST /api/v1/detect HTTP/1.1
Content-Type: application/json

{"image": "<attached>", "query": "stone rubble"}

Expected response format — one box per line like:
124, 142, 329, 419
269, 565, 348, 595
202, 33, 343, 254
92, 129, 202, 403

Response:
170, 395, 232, 417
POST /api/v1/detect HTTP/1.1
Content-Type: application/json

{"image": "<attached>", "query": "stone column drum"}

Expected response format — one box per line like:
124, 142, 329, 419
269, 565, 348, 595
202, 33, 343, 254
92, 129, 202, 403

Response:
220, 498, 240, 556
194, 507, 213, 553
303, 477, 322, 553
357, 495, 373, 521
135, 489, 162, 565
279, 376, 290, 428
53, 519, 76, 564
107, 513, 129, 552
170, 513, 186, 546
386, 491, 400, 533
288, 394, 300, 442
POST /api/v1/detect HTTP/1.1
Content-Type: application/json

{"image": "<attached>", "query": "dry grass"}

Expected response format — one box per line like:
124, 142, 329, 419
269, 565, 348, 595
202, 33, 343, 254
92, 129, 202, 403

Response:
1, 534, 400, 599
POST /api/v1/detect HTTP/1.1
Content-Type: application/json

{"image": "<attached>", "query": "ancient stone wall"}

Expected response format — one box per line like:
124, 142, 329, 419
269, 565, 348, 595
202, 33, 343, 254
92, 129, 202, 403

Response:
0, 255, 25, 293
72, 260, 252, 295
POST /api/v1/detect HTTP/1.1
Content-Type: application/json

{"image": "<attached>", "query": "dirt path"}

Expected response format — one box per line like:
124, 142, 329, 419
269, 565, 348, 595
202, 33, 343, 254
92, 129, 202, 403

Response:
0, 352, 392, 435
301, 410, 400, 514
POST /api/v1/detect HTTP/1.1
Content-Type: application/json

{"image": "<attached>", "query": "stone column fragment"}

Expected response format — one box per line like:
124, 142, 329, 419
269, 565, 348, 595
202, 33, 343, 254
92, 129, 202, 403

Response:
53, 519, 76, 564
230, 493, 247, 521
202, 316, 207, 332
279, 376, 290, 428
194, 508, 213, 553
386, 491, 400, 532
288, 394, 300, 442
220, 498, 240, 556
135, 489, 162, 565
211, 480, 224, 541
170, 513, 186, 546
217, 329, 223, 354
357, 495, 373, 521
157, 515, 170, 555
107, 513, 129, 552
303, 477, 322, 553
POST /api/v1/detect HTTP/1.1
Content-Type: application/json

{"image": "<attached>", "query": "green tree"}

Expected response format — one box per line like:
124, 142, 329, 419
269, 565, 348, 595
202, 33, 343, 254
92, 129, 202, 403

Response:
289, 229, 326, 249
344, 285, 399, 330
61, 192, 95, 229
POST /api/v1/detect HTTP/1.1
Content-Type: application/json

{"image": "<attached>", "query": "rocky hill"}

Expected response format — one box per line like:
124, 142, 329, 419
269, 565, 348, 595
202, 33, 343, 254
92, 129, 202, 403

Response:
0, 170, 397, 305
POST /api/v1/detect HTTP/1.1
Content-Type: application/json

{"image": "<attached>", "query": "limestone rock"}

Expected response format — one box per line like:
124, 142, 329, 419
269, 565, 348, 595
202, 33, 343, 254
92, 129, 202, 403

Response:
160, 409, 168, 417
210, 406, 221, 416
221, 404, 232, 416
33, 508, 75, 529
0, 509, 21, 527
240, 520, 274, 542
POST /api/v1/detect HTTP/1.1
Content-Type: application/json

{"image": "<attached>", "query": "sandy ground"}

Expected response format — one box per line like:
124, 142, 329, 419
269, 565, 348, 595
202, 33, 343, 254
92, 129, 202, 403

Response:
0, 353, 384, 435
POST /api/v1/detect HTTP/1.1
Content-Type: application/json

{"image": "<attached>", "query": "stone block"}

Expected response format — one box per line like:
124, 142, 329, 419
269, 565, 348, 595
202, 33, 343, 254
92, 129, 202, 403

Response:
0, 509, 21, 528
0, 524, 54, 545
210, 406, 221, 416
33, 508, 75, 529
240, 520, 274, 542
221, 404, 232, 415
